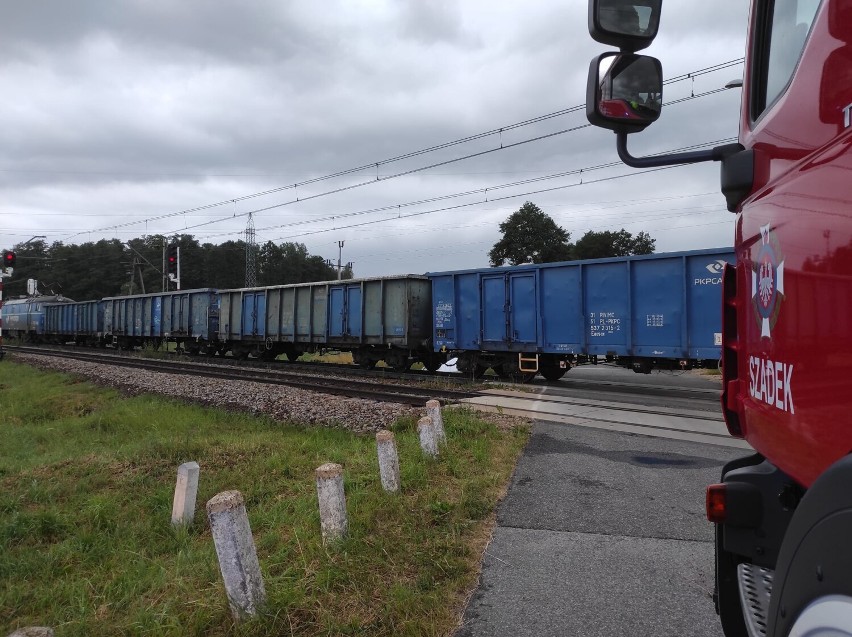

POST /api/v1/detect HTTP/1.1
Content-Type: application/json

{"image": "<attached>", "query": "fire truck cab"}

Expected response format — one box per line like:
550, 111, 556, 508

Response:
585, 0, 852, 634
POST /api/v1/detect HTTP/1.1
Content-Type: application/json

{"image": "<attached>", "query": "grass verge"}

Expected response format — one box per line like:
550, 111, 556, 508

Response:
0, 362, 528, 636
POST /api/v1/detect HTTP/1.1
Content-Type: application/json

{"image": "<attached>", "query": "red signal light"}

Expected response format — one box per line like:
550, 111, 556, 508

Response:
2, 250, 15, 269
706, 484, 727, 523
167, 244, 178, 276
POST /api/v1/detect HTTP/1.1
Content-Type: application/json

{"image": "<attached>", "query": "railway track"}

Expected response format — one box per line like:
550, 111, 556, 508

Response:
8, 345, 727, 442
6, 343, 722, 404
8, 345, 479, 406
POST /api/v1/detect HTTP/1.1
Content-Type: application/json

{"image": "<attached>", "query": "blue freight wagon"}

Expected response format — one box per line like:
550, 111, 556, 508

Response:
44, 300, 105, 345
2, 295, 74, 342
218, 276, 440, 370
428, 247, 734, 379
102, 289, 219, 352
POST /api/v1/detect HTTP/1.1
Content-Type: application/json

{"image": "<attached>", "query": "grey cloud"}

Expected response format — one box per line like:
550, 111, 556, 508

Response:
0, 0, 750, 277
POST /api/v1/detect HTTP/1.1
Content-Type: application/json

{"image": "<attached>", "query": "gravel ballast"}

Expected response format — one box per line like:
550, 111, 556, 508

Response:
13, 352, 418, 434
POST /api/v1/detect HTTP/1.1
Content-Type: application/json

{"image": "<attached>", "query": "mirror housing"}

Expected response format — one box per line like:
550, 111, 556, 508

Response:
586, 52, 662, 133
588, 0, 662, 52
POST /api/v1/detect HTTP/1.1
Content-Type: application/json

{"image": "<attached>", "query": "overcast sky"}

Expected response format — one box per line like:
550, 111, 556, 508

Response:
1, 1, 750, 278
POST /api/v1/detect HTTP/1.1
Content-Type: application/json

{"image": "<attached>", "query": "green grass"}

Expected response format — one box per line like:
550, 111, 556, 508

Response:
0, 362, 528, 636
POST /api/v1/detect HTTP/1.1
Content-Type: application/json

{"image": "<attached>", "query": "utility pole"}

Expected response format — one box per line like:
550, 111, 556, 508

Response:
135, 258, 145, 294
245, 210, 257, 287
325, 242, 353, 280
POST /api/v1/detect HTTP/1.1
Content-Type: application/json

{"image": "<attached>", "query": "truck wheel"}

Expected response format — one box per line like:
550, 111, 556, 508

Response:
787, 596, 852, 636
767, 455, 852, 635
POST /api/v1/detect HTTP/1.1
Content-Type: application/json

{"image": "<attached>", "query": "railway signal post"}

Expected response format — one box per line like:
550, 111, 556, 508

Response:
0, 250, 16, 360
167, 244, 181, 290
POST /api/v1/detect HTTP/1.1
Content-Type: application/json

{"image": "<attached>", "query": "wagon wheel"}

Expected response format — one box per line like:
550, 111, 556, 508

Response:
539, 367, 567, 382
456, 355, 486, 379
539, 358, 567, 382
392, 359, 412, 373
421, 355, 445, 372
231, 347, 250, 360
352, 348, 377, 369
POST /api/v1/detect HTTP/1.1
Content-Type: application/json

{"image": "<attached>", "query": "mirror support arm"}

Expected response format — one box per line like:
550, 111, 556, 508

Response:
616, 132, 743, 167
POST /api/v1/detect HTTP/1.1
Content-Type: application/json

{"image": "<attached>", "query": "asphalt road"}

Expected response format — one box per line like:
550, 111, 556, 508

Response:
455, 420, 744, 637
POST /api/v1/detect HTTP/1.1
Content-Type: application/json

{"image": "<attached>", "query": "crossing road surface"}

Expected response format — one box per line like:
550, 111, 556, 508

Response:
456, 369, 745, 636
464, 367, 749, 450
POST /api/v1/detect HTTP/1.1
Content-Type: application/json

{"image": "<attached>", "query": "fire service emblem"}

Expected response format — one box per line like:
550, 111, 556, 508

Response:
752, 223, 785, 338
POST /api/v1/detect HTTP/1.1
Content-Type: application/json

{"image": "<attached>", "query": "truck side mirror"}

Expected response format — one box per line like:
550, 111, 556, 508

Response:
588, 0, 662, 52
586, 52, 663, 133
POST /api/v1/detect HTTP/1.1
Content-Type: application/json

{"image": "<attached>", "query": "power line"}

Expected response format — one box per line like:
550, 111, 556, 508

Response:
195, 136, 735, 241
63, 57, 744, 241
267, 162, 720, 243
159, 86, 736, 242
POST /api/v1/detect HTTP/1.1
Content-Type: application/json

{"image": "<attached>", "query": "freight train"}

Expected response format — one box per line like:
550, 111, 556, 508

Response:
1, 247, 733, 379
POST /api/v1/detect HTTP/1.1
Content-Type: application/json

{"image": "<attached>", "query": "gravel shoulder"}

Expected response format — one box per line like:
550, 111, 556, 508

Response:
13, 352, 532, 433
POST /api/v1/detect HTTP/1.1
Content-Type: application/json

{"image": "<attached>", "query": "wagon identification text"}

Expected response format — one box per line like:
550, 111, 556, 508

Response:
590, 312, 622, 337
748, 355, 794, 414
434, 302, 453, 328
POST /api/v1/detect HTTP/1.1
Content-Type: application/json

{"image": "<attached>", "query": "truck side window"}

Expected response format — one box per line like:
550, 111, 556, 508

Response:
753, 0, 821, 119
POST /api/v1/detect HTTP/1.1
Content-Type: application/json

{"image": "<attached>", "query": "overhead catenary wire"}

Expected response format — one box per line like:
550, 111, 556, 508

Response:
188, 135, 737, 241
266, 162, 725, 243
61, 57, 744, 241
156, 84, 737, 242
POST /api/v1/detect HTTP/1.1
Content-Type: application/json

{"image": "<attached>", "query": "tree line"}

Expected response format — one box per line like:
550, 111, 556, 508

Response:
488, 201, 655, 266
5, 201, 653, 301
5, 235, 352, 301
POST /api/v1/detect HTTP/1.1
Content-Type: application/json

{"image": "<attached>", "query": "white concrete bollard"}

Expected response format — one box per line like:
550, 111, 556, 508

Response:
426, 400, 446, 444
417, 416, 439, 458
171, 461, 200, 526
376, 430, 401, 493
7, 628, 54, 637
206, 490, 267, 620
315, 463, 348, 542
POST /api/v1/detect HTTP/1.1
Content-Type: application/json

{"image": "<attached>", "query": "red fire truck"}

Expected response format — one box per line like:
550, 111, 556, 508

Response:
586, 1, 852, 634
